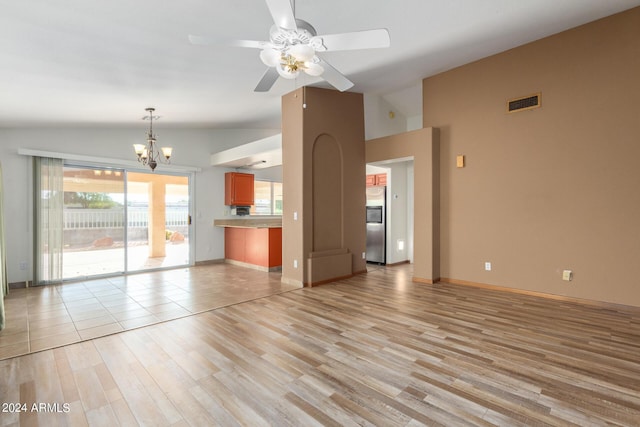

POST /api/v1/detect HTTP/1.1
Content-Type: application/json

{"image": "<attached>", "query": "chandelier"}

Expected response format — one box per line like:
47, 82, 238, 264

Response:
133, 107, 172, 171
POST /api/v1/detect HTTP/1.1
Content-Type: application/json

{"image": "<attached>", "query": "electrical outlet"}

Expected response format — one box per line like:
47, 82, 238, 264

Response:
562, 270, 573, 281
484, 262, 492, 271
362, 252, 366, 259
19, 261, 27, 270
293, 259, 298, 269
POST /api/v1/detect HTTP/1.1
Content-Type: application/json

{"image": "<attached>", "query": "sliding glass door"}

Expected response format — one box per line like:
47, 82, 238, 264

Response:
55, 164, 190, 281
126, 172, 190, 272
62, 166, 126, 279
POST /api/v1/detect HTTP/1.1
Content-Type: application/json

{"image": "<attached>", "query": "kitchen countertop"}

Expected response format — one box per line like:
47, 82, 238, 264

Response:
214, 217, 282, 228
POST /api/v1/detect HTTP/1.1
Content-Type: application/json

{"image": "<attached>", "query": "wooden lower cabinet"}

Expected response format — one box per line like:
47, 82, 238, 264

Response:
224, 227, 282, 269
224, 227, 246, 262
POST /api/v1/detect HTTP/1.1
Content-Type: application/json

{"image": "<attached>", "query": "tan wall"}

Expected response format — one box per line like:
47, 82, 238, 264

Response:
424, 7, 640, 306
366, 128, 439, 282
281, 88, 305, 285
281, 87, 367, 286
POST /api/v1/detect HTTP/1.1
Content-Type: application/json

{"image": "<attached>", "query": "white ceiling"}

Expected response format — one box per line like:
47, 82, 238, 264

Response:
1, 0, 638, 129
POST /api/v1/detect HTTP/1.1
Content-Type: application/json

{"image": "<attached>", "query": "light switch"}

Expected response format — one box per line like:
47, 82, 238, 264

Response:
456, 155, 465, 168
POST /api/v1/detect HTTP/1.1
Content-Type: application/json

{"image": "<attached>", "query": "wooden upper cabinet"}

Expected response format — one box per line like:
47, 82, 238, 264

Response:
225, 172, 254, 206
366, 173, 387, 187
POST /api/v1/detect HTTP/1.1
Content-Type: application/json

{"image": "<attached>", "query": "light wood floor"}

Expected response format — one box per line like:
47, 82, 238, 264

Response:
1, 263, 640, 426
0, 264, 298, 360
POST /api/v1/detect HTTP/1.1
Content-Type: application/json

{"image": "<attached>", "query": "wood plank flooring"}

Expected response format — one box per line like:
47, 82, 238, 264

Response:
0, 264, 298, 360
1, 263, 640, 426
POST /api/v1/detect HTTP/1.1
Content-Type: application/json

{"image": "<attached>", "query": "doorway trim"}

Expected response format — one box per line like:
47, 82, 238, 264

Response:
365, 127, 440, 283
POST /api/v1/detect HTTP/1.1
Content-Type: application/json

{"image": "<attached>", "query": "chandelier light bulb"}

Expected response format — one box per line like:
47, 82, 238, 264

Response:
161, 147, 173, 160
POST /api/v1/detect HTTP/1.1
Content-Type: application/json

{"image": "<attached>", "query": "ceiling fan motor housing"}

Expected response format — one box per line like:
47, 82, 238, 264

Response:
269, 19, 323, 50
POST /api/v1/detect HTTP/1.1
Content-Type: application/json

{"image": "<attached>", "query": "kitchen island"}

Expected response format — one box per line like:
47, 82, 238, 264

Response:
214, 217, 282, 271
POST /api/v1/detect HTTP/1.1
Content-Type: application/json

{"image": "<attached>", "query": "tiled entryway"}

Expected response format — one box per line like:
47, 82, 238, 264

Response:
0, 263, 299, 360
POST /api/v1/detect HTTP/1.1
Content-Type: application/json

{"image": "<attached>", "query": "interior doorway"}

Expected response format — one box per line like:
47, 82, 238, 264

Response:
366, 159, 414, 265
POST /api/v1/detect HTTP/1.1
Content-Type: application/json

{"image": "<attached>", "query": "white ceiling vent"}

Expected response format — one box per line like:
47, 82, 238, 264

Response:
507, 93, 541, 113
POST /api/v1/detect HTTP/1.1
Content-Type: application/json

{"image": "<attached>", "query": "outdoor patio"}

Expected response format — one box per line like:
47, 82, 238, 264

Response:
63, 240, 190, 279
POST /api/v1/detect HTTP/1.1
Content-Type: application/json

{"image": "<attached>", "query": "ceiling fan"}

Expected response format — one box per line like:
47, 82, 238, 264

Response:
189, 0, 390, 92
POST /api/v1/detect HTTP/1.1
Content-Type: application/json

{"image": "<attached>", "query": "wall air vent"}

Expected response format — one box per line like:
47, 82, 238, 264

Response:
507, 93, 541, 113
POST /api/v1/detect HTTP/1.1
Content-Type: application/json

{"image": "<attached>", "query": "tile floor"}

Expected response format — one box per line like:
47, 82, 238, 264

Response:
0, 263, 300, 360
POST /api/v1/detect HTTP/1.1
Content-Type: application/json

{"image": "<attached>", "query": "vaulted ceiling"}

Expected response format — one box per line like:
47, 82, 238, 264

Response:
1, 0, 638, 128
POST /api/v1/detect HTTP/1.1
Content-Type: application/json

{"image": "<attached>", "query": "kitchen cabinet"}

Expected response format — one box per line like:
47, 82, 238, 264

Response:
366, 173, 387, 187
223, 227, 282, 270
225, 172, 254, 206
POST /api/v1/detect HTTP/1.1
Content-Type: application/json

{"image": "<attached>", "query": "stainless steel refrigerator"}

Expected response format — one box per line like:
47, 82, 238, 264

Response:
366, 186, 386, 264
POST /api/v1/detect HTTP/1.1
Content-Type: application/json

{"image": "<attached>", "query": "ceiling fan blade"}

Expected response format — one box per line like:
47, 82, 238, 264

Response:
188, 34, 219, 45
229, 40, 270, 49
189, 35, 268, 49
319, 28, 390, 51
254, 67, 280, 92
318, 59, 354, 92
265, 0, 297, 30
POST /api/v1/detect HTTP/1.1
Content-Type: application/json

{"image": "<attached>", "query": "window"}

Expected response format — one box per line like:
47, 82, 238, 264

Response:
35, 159, 192, 283
251, 180, 282, 216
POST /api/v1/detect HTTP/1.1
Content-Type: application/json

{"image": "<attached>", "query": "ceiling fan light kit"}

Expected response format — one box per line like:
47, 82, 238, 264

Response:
189, 0, 390, 92
269, 49, 325, 80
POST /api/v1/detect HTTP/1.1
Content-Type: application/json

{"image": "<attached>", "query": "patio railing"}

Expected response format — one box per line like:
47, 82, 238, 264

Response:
63, 207, 188, 229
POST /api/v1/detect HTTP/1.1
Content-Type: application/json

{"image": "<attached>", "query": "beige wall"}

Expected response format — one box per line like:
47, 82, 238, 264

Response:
424, 8, 640, 306
366, 128, 439, 283
281, 87, 367, 286
281, 88, 305, 285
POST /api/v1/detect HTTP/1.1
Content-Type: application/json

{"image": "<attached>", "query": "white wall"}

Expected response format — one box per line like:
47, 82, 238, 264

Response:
0, 127, 278, 284
363, 94, 408, 140
385, 162, 413, 265
406, 115, 423, 132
